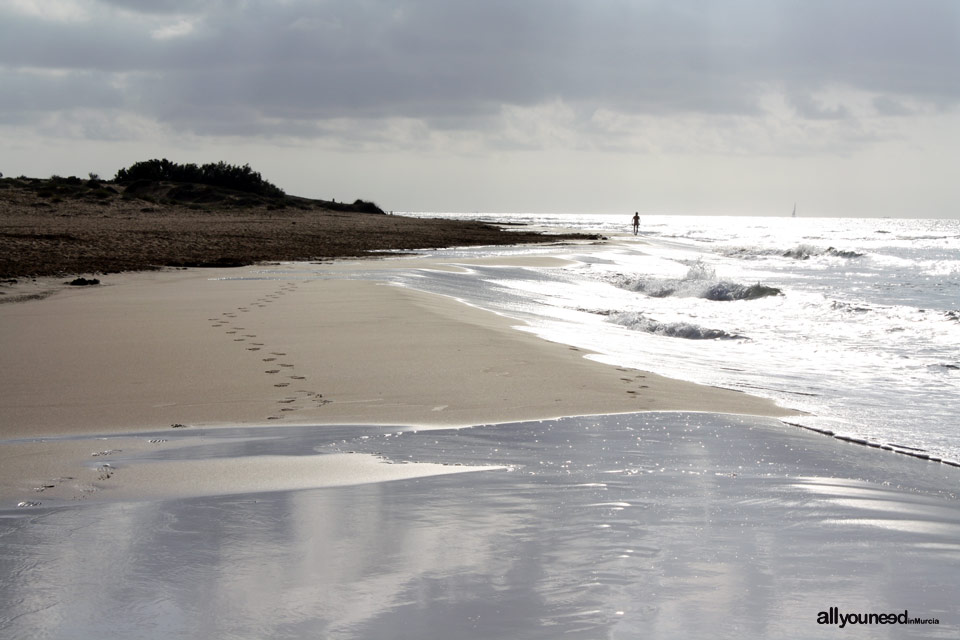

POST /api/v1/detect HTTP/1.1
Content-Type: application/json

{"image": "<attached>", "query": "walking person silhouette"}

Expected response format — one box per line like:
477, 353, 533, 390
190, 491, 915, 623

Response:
632, 212, 640, 235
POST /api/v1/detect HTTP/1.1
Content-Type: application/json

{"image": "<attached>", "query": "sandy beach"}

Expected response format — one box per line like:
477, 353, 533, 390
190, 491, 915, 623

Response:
2, 244, 958, 638
0, 254, 789, 502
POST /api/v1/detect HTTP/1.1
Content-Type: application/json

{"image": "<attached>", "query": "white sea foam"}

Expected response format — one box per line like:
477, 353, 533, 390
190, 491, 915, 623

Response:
397, 213, 960, 463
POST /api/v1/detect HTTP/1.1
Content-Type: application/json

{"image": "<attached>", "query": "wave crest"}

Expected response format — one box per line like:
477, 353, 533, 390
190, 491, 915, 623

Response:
724, 245, 864, 260
608, 311, 744, 340
610, 261, 782, 301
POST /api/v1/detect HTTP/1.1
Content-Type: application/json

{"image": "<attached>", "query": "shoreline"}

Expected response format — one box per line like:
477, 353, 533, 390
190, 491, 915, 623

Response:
3, 251, 958, 637
0, 255, 794, 504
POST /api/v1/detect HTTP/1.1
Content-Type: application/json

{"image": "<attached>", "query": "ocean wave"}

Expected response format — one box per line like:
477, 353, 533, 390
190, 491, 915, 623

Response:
831, 301, 873, 313
783, 244, 865, 260
723, 244, 864, 260
607, 311, 745, 340
609, 261, 782, 301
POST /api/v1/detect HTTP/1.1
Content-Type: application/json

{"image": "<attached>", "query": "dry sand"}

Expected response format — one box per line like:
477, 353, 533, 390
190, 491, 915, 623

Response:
0, 256, 792, 503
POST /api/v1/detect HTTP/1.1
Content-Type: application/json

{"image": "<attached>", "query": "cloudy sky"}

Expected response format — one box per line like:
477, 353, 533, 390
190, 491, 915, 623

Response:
2, 0, 957, 216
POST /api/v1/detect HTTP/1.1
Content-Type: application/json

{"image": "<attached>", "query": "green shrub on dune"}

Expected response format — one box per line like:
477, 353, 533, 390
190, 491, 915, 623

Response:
114, 159, 285, 198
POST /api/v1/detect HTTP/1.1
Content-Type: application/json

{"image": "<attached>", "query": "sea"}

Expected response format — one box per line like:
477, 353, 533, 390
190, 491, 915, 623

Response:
388, 213, 960, 464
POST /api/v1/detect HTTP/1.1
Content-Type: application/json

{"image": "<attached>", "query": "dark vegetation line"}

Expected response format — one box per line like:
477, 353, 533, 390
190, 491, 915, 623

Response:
4, 159, 385, 214
114, 159, 286, 198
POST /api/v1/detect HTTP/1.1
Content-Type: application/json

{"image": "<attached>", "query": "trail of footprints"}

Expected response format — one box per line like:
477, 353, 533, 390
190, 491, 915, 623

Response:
616, 367, 650, 399
208, 281, 331, 421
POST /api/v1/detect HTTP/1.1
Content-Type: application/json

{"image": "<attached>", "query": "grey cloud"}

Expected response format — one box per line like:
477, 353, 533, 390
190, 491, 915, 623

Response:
0, 69, 124, 120
872, 95, 915, 116
95, 0, 213, 15
772, 0, 959, 104
787, 92, 852, 121
1, 0, 956, 139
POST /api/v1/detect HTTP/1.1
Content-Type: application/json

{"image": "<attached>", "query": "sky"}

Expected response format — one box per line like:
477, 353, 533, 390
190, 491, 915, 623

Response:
1, 0, 958, 217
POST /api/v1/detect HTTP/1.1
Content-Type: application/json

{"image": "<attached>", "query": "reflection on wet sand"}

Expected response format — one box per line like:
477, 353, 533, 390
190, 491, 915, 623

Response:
2, 413, 959, 638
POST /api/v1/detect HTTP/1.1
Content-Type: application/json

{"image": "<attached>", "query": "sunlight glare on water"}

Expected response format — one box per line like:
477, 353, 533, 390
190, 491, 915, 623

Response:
393, 213, 960, 462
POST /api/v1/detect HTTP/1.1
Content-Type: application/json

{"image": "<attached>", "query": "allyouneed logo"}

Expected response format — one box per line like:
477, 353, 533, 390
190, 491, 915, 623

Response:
818, 607, 940, 628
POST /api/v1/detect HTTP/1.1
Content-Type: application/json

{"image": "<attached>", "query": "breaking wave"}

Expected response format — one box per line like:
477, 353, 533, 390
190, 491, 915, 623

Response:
723, 244, 865, 260
607, 311, 744, 340
609, 261, 782, 301
830, 300, 873, 314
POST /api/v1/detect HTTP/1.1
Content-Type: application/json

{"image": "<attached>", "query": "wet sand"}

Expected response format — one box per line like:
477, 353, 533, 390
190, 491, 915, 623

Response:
2, 414, 957, 638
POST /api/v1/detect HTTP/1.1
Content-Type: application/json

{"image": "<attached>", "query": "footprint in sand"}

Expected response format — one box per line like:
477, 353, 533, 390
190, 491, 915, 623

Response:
263, 357, 277, 362
234, 338, 246, 342
289, 375, 306, 380
270, 352, 286, 356
274, 383, 290, 388
247, 347, 261, 351
279, 363, 294, 368
265, 369, 280, 374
